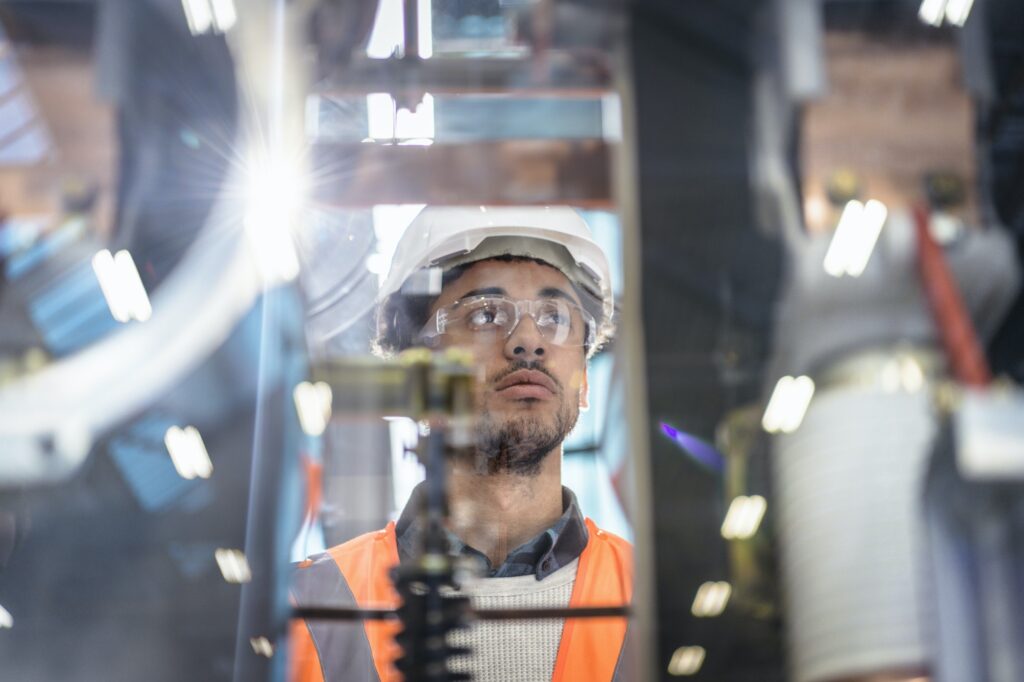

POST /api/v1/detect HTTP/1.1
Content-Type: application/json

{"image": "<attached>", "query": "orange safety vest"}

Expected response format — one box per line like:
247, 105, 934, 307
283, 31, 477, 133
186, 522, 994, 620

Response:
290, 517, 633, 681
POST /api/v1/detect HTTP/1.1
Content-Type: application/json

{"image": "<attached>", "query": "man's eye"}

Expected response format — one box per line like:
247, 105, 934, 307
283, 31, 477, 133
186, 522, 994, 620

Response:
467, 306, 508, 328
537, 305, 570, 327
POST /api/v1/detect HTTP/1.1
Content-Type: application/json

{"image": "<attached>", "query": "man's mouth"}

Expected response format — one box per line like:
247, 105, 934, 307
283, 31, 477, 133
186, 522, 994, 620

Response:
493, 369, 557, 400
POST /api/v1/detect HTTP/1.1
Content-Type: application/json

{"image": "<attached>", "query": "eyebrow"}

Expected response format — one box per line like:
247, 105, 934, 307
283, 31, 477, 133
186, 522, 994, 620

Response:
457, 286, 579, 304
537, 286, 579, 305
458, 287, 507, 300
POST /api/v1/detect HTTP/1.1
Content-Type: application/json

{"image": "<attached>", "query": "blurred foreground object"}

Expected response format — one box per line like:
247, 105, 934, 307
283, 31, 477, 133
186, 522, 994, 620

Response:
766, 12, 1020, 682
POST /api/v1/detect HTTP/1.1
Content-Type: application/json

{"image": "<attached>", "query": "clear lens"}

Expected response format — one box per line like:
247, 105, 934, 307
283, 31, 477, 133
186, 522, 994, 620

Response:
462, 298, 515, 332
532, 299, 574, 345
433, 296, 592, 347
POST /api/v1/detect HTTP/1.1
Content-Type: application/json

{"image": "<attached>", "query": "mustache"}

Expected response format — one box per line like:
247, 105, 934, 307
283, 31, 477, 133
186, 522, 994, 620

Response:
487, 359, 562, 393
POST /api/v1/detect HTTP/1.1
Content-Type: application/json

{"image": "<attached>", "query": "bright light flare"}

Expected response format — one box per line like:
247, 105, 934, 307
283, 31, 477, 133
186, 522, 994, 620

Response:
721, 495, 767, 540
0, 603, 12, 629
823, 199, 888, 278
668, 646, 706, 676
762, 375, 815, 434
215, 548, 252, 584
245, 159, 302, 285
92, 249, 152, 323
294, 381, 333, 436
164, 426, 214, 480
691, 581, 731, 617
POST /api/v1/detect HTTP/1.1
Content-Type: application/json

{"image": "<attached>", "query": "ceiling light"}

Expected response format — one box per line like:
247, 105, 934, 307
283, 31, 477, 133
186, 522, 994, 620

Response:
919, 0, 975, 27
691, 581, 731, 617
182, 0, 235, 35
667, 646, 705, 676
92, 249, 152, 323
294, 381, 332, 436
209, 0, 237, 32
918, 0, 947, 26
944, 0, 976, 26
901, 357, 925, 392
366, 0, 404, 59
721, 495, 767, 540
417, 0, 433, 58
762, 376, 815, 434
164, 425, 214, 480
181, 0, 213, 35
822, 199, 888, 278
250, 636, 274, 658
215, 548, 252, 584
366, 93, 434, 142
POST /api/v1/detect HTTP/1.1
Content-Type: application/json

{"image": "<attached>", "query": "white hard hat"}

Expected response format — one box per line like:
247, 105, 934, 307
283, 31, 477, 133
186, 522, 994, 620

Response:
380, 205, 614, 327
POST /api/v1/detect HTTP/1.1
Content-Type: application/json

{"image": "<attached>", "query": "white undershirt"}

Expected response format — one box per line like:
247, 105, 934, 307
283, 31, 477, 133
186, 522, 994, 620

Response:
447, 558, 579, 682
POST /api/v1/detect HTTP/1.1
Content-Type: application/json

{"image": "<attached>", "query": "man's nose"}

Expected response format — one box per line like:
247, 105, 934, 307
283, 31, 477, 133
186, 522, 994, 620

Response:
503, 311, 547, 359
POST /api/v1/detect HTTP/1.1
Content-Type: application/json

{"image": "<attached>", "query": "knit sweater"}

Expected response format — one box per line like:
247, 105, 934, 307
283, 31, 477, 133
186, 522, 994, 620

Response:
447, 559, 579, 681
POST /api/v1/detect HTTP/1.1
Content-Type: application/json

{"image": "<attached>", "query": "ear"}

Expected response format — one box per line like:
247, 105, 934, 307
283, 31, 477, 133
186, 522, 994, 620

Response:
578, 366, 590, 411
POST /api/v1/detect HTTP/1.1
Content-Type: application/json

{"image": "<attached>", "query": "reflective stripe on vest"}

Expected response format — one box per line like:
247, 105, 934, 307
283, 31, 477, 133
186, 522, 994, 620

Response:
293, 517, 632, 681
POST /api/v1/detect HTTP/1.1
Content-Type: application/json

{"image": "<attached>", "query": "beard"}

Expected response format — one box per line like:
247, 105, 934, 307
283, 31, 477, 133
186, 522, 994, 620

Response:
469, 361, 580, 477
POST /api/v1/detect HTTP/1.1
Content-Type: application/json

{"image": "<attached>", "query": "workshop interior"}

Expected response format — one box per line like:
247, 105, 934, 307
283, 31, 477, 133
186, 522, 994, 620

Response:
1, 0, 1024, 680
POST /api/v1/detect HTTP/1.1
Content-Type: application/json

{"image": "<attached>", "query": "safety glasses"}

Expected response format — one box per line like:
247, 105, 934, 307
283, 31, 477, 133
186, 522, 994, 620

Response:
420, 295, 595, 348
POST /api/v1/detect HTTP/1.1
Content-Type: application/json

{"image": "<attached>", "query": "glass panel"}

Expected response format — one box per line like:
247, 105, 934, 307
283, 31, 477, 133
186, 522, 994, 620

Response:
0, 2, 644, 681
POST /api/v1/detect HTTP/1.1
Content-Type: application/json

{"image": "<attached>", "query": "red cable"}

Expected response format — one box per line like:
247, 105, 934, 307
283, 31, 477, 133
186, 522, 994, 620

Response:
913, 205, 992, 387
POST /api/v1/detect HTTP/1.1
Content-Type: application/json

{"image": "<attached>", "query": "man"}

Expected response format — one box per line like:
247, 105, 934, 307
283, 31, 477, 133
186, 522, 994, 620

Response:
290, 206, 632, 681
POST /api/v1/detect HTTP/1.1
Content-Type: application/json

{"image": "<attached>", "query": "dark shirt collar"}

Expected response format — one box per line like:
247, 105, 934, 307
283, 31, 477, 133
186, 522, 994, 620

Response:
395, 482, 588, 581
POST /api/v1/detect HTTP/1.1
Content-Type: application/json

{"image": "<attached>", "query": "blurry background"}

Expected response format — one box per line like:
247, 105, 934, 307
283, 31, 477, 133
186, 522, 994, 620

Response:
0, 1, 1023, 681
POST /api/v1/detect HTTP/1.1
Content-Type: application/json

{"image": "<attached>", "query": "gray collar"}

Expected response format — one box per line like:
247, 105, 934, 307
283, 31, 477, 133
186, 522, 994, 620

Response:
395, 483, 589, 581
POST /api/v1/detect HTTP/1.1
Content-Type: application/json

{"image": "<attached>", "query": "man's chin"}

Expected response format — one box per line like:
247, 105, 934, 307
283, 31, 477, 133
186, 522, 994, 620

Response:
487, 412, 557, 436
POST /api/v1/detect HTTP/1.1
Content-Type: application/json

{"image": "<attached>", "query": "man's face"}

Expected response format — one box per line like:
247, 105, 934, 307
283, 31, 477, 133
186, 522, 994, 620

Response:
426, 259, 589, 476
